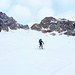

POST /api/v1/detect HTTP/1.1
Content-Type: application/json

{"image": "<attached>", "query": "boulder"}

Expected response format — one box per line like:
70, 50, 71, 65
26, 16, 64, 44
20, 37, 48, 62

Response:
40, 17, 56, 28
50, 33, 56, 36
9, 24, 17, 30
41, 30, 47, 33
31, 23, 41, 31
71, 31, 75, 36
19, 25, 29, 30
23, 25, 29, 30
50, 24, 55, 31
47, 30, 52, 32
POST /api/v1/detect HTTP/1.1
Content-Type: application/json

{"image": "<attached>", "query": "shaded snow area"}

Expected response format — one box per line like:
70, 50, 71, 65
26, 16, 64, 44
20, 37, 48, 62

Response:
0, 29, 75, 75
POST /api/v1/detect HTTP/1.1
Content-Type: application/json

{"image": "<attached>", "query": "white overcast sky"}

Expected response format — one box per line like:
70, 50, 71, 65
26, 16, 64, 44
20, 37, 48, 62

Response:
0, 0, 75, 25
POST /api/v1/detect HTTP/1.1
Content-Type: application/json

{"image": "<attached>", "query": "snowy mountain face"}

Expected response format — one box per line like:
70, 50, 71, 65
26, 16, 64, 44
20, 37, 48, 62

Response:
0, 11, 75, 36
0, 11, 75, 75
0, 29, 75, 75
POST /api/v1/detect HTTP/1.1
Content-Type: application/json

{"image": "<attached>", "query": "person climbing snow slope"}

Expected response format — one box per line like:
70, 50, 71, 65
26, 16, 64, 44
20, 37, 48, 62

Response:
39, 39, 44, 49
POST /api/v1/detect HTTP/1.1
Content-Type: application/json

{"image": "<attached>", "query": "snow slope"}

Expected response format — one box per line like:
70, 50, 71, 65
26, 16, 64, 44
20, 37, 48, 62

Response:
0, 29, 75, 75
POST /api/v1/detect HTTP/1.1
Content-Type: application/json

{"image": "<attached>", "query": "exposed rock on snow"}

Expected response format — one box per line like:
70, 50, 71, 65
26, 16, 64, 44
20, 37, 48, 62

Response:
0, 11, 75, 36
0, 12, 29, 32
31, 17, 75, 36
31, 23, 41, 31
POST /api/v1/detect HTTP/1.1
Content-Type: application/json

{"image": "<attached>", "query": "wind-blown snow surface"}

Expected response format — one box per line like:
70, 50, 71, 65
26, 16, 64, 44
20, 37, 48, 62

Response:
0, 29, 75, 75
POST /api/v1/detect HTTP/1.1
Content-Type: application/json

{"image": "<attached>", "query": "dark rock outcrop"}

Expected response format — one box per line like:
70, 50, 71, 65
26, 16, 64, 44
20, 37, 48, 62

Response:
18, 24, 29, 30
40, 17, 57, 28
0, 12, 29, 32
31, 17, 75, 36
31, 23, 41, 31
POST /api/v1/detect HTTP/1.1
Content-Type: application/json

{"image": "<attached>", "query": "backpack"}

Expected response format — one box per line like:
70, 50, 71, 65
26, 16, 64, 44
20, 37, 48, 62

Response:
39, 39, 42, 43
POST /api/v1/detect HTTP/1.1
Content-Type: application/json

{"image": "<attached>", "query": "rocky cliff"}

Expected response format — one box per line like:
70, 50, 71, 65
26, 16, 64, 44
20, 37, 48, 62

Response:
0, 12, 29, 32
31, 17, 75, 36
0, 11, 75, 36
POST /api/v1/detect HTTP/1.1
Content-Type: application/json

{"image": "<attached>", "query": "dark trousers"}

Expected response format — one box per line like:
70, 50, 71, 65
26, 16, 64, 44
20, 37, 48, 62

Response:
39, 42, 43, 49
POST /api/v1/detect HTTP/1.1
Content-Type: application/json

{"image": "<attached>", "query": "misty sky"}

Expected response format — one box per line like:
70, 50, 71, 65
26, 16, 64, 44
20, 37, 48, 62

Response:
0, 0, 75, 25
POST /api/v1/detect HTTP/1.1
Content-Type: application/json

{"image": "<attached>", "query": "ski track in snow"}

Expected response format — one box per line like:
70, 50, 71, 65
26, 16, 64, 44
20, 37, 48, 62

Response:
0, 29, 75, 75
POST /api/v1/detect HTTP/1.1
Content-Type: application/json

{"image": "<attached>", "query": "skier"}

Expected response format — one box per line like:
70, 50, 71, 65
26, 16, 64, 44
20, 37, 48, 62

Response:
39, 39, 44, 49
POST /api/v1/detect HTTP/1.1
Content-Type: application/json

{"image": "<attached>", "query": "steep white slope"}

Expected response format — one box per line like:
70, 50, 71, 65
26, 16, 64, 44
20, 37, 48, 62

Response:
0, 29, 75, 75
